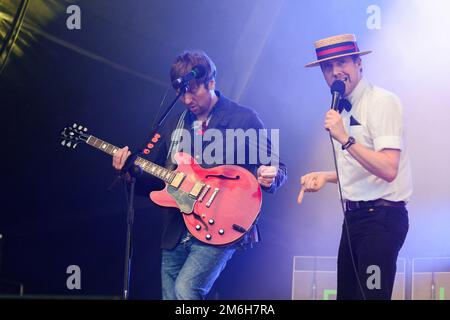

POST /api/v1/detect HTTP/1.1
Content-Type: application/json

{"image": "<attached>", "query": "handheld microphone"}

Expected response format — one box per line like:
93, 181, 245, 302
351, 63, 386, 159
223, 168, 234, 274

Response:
172, 65, 207, 89
330, 80, 346, 111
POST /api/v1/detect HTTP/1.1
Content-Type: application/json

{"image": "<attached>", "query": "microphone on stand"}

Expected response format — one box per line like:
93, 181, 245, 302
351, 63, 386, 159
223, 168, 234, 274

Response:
172, 65, 207, 89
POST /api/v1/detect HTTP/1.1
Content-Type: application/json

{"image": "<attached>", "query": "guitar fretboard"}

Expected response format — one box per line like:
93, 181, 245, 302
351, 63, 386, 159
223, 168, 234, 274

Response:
86, 135, 176, 183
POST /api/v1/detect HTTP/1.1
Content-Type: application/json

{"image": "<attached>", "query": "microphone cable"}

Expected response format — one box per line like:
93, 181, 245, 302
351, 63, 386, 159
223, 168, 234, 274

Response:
328, 104, 367, 300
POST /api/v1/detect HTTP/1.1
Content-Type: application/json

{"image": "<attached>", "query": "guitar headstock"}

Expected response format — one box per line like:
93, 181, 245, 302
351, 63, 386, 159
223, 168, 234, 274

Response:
60, 123, 89, 149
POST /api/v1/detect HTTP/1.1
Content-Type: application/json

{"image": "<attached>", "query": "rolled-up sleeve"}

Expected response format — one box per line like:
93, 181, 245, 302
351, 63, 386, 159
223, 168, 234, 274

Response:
369, 93, 404, 152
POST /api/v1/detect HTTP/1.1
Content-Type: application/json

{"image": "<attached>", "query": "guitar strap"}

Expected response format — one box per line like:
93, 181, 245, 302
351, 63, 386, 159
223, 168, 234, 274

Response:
166, 110, 187, 164
166, 110, 212, 164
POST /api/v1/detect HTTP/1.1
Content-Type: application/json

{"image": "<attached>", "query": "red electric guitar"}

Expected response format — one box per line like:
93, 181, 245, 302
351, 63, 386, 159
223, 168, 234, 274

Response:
60, 124, 262, 246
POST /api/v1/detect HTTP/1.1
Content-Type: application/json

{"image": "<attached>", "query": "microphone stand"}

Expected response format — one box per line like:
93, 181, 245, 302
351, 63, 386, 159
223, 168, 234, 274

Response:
148, 86, 187, 139
116, 85, 187, 300
121, 158, 144, 300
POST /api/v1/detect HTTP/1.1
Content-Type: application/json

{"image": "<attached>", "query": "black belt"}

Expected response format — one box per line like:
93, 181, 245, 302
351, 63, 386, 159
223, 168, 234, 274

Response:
345, 199, 405, 212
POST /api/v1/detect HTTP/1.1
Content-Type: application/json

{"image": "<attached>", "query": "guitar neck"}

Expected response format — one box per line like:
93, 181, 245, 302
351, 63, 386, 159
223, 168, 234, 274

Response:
86, 135, 176, 183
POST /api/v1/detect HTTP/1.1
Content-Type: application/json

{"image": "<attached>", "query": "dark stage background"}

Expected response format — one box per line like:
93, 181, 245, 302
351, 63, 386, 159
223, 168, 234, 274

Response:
1, 0, 449, 299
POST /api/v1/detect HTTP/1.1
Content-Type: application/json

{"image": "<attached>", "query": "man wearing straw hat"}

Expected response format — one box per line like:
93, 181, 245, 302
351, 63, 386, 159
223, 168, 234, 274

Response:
299, 34, 413, 299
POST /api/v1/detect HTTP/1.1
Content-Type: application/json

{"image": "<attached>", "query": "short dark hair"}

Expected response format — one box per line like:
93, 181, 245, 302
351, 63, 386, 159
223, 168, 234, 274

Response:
351, 54, 363, 72
170, 50, 217, 89
351, 54, 360, 62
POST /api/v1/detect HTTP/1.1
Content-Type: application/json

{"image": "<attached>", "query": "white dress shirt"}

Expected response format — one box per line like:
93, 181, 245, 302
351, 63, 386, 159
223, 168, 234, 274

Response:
336, 78, 413, 202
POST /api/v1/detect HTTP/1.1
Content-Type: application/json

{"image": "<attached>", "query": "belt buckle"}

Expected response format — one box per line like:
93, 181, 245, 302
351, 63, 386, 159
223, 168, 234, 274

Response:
346, 200, 363, 212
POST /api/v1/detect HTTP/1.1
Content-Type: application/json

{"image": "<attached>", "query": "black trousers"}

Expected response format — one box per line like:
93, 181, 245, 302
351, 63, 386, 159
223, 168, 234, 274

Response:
337, 205, 409, 300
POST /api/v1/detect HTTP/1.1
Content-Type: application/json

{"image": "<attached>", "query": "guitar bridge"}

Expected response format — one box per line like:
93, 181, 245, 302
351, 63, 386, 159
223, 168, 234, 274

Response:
198, 185, 211, 202
189, 181, 205, 199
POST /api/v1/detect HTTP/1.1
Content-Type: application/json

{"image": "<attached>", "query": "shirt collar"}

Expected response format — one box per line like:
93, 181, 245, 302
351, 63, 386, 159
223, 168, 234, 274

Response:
346, 77, 369, 106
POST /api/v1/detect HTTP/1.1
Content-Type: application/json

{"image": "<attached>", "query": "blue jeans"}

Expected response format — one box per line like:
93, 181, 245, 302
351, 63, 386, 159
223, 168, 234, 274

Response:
161, 232, 236, 300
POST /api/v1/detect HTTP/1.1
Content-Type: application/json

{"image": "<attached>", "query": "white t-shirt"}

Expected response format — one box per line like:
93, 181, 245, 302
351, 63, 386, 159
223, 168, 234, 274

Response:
336, 78, 413, 202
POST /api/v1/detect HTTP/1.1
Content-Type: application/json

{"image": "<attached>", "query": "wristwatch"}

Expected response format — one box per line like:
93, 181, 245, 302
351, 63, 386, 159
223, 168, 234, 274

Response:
341, 136, 355, 150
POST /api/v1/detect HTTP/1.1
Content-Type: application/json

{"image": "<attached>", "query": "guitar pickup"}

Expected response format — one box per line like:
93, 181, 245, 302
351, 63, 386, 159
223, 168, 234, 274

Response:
189, 182, 205, 199
170, 172, 186, 188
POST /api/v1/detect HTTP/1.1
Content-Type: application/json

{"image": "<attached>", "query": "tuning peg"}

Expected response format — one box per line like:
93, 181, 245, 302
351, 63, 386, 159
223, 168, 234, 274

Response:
78, 125, 83, 131
61, 140, 66, 146
73, 143, 78, 149
73, 123, 77, 128
67, 141, 72, 147
83, 127, 88, 132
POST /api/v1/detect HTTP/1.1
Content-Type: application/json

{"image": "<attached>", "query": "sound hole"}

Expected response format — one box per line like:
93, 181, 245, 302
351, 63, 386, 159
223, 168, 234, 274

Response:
205, 174, 240, 180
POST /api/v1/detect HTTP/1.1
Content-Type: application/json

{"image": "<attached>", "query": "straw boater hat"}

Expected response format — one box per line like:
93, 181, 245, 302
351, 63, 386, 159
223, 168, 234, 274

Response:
305, 34, 372, 67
